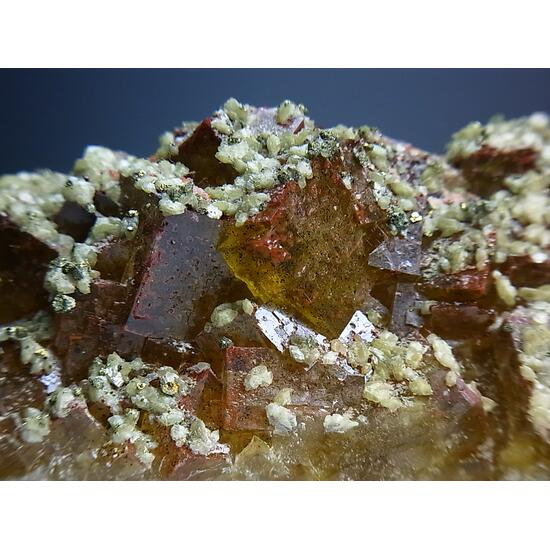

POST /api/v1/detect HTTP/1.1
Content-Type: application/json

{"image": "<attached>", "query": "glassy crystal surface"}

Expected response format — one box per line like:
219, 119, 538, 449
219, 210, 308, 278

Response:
219, 158, 386, 338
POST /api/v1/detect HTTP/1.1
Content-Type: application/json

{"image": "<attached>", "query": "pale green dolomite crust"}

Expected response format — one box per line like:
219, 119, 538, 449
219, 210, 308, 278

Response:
422, 113, 550, 277
0, 312, 58, 375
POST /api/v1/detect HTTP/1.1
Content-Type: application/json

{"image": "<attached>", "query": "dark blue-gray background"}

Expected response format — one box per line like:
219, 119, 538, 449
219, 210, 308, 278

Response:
1, 69, 549, 174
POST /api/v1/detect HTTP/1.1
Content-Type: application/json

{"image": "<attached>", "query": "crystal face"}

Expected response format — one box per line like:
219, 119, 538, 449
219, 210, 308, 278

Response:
1, 100, 550, 480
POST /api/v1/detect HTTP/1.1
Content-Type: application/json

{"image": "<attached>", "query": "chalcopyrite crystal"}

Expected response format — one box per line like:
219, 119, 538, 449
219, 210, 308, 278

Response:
1, 100, 550, 479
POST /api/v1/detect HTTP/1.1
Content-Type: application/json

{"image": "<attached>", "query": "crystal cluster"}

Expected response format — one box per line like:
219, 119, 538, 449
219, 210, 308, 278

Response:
1, 100, 550, 480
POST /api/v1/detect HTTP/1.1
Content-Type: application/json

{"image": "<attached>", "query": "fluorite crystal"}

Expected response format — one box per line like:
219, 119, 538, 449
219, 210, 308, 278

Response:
0, 215, 57, 323
1, 100, 550, 480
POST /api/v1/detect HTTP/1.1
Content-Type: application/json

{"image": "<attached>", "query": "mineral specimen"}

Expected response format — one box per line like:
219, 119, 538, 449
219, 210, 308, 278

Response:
1, 100, 550, 480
